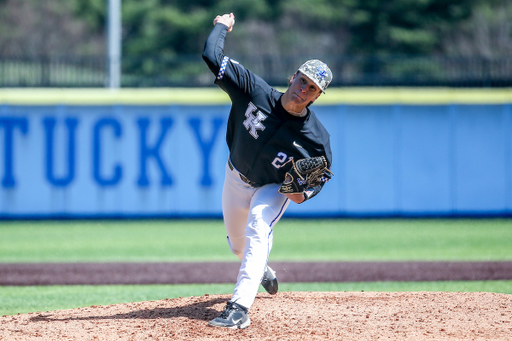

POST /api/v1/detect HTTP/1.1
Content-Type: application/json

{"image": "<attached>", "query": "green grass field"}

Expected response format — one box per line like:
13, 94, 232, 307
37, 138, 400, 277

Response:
0, 218, 511, 315
1, 218, 512, 262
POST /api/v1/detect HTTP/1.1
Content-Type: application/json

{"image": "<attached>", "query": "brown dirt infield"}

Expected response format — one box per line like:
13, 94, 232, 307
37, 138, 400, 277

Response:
1, 262, 512, 340
1, 292, 511, 340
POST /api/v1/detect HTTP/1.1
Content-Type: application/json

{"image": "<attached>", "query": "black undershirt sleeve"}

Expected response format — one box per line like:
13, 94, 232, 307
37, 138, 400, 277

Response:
202, 24, 228, 75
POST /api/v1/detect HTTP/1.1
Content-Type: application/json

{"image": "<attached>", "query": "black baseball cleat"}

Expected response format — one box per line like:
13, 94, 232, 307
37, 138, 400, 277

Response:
208, 301, 250, 329
261, 265, 278, 295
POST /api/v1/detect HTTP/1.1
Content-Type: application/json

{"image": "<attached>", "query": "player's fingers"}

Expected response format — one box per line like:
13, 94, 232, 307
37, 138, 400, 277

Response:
228, 13, 235, 32
214, 13, 235, 32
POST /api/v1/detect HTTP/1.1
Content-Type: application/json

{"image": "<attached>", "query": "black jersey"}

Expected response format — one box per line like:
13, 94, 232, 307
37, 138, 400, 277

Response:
203, 24, 332, 197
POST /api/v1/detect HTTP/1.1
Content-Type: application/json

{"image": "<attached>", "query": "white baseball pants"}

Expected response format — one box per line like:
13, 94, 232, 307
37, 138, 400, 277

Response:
222, 160, 290, 309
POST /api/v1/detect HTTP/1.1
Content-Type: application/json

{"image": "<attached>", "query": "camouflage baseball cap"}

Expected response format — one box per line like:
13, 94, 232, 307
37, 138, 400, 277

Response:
298, 59, 332, 93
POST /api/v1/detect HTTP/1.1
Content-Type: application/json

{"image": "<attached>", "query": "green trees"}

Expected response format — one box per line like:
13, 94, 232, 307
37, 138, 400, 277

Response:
0, 0, 510, 86
3, 0, 507, 58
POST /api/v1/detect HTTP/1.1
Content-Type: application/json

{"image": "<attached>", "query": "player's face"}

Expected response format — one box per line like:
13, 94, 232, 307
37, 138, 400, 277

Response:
288, 72, 322, 105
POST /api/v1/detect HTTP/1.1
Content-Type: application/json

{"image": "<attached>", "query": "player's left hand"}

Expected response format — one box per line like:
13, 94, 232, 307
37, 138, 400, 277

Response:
278, 156, 333, 201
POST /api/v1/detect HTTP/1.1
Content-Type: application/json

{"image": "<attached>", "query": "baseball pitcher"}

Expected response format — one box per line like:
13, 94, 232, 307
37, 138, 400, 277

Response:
203, 12, 333, 329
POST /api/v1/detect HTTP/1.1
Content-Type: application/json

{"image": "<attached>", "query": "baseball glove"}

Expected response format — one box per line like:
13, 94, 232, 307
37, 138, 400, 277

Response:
278, 156, 333, 194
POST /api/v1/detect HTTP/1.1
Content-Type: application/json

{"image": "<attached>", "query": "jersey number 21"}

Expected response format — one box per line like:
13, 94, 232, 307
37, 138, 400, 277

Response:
271, 152, 288, 169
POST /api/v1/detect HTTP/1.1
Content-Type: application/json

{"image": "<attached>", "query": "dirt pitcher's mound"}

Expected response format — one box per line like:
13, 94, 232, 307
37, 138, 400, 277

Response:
1, 291, 511, 340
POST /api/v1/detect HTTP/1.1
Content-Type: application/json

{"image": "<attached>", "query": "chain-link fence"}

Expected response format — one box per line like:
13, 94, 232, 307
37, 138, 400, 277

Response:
1, 54, 512, 88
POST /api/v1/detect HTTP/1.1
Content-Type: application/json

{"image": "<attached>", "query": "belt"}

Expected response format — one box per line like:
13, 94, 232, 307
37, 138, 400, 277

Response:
228, 159, 261, 187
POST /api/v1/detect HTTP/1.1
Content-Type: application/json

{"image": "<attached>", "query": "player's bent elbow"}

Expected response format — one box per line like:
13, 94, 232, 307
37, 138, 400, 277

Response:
202, 51, 214, 67
202, 52, 222, 75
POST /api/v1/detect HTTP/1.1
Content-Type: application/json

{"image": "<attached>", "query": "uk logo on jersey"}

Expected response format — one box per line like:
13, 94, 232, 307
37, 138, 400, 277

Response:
243, 102, 267, 139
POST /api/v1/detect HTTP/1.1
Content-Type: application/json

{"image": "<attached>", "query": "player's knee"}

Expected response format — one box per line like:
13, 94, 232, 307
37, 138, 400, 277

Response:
229, 243, 244, 259
230, 247, 244, 259
227, 236, 244, 259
